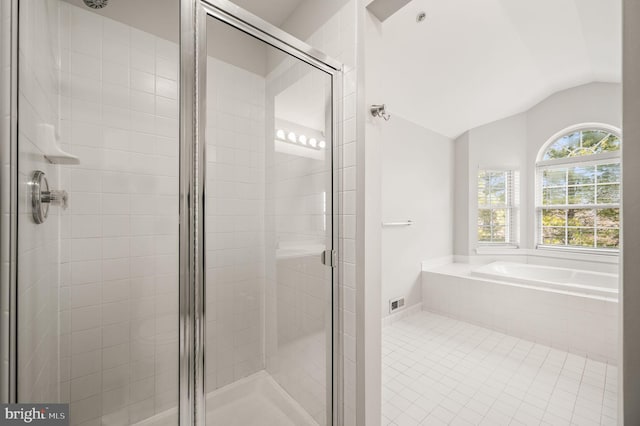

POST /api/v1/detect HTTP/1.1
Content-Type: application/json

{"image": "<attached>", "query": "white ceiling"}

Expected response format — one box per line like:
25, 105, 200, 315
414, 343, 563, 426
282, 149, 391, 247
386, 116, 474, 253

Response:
276, 71, 331, 133
232, 0, 304, 26
376, 0, 621, 138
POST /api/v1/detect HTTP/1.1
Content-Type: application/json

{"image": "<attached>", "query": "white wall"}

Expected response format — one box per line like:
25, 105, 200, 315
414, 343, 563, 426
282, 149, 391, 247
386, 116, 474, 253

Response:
454, 82, 622, 261
380, 116, 453, 317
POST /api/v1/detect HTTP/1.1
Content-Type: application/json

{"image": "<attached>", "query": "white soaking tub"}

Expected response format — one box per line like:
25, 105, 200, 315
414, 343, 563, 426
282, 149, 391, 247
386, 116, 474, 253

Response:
422, 261, 619, 362
471, 261, 618, 300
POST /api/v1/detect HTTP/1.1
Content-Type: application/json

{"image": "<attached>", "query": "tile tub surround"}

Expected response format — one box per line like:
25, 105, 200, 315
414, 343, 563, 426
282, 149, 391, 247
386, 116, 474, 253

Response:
422, 263, 618, 363
382, 311, 617, 426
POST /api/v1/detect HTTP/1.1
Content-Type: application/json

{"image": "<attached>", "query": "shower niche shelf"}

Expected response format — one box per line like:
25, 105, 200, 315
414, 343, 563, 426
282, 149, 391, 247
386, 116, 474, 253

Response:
38, 123, 80, 165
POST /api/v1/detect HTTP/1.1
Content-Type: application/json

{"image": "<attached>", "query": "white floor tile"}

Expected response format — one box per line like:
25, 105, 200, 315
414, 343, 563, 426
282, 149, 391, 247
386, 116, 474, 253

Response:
382, 311, 617, 426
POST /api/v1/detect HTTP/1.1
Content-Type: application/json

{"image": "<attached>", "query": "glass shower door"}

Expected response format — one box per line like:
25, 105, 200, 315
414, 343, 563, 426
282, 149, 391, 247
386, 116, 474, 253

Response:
203, 10, 336, 426
15, 1, 181, 424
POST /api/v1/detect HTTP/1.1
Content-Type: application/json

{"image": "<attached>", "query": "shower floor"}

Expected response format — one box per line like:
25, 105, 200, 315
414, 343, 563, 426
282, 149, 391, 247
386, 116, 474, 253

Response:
382, 311, 617, 426
134, 371, 316, 426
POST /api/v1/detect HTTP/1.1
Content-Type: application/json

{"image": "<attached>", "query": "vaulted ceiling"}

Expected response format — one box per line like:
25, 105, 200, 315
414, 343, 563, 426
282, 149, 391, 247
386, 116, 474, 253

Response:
375, 0, 621, 138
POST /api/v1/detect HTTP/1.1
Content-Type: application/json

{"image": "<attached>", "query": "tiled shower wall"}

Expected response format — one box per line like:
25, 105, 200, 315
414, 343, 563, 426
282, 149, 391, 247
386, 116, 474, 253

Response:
0, 0, 10, 403
204, 56, 266, 393
272, 151, 329, 345
302, 3, 359, 424
263, 52, 334, 423
17, 0, 62, 404
57, 3, 179, 424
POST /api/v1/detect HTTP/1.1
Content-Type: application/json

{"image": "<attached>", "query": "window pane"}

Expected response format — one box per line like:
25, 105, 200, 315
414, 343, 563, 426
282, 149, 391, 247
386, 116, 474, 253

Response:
596, 184, 620, 204
596, 163, 621, 184
568, 227, 595, 247
597, 229, 620, 248
488, 172, 505, 188
543, 187, 566, 205
544, 132, 580, 160
491, 186, 506, 204
488, 172, 506, 203
542, 209, 566, 227
492, 209, 507, 226
568, 185, 595, 204
492, 226, 506, 242
567, 209, 595, 227
478, 226, 493, 242
478, 209, 492, 226
597, 208, 620, 228
478, 172, 490, 205
598, 134, 621, 153
543, 169, 567, 187
543, 129, 621, 160
478, 189, 488, 205
568, 166, 595, 185
542, 227, 566, 245
581, 130, 611, 155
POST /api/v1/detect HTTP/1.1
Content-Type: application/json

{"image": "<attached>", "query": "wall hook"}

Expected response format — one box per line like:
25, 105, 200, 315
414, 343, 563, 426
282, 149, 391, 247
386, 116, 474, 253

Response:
370, 104, 391, 121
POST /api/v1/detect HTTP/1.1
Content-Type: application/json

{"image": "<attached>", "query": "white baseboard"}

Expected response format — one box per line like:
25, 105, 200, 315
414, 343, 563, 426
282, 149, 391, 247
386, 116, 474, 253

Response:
382, 302, 423, 328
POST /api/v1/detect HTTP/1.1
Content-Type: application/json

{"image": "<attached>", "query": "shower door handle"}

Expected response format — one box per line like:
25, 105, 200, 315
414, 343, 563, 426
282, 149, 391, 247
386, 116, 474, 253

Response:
321, 249, 336, 268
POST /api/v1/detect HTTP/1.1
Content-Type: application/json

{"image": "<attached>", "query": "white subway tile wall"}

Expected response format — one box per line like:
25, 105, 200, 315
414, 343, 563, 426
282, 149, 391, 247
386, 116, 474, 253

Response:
205, 55, 267, 392
0, 0, 12, 403
17, 0, 63, 404
311, 3, 359, 424
57, 3, 179, 424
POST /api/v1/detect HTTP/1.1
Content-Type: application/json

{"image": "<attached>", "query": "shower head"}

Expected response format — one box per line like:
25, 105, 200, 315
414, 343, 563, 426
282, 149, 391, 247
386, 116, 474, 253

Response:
83, 0, 108, 9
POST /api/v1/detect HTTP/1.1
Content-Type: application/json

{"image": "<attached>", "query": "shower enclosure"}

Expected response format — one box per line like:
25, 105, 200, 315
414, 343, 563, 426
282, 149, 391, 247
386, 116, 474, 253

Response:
1, 0, 343, 424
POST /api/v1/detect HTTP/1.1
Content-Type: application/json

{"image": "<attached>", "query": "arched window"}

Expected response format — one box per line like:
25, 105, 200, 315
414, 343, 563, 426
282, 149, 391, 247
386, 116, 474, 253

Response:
536, 125, 621, 251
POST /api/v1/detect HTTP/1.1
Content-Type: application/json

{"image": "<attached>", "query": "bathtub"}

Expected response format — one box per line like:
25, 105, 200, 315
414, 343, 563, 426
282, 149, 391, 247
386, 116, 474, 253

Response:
471, 261, 618, 300
422, 261, 618, 363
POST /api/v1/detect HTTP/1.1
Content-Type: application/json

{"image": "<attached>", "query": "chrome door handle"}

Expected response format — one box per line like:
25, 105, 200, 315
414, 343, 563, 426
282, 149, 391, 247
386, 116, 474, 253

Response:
321, 249, 336, 268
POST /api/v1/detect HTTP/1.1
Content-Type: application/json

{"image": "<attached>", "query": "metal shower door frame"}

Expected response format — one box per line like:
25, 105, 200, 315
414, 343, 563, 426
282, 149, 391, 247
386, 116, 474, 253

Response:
179, 0, 344, 424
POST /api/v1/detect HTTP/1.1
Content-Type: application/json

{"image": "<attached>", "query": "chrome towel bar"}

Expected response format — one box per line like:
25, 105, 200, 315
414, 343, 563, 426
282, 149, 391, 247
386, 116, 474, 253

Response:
382, 220, 413, 227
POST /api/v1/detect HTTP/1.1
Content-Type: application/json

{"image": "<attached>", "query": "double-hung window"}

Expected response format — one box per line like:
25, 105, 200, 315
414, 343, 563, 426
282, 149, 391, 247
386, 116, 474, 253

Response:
536, 127, 621, 251
477, 170, 519, 246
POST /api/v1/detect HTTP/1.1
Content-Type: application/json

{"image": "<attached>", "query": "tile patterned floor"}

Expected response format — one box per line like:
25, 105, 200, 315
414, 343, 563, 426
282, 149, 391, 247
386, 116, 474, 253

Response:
382, 311, 617, 426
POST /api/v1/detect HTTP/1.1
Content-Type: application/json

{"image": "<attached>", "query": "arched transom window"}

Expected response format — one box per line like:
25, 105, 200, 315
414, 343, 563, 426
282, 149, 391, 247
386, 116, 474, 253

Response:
536, 126, 621, 250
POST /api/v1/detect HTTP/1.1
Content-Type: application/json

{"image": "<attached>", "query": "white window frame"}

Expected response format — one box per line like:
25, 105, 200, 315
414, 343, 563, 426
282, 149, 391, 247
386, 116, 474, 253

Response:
535, 123, 621, 253
477, 169, 519, 247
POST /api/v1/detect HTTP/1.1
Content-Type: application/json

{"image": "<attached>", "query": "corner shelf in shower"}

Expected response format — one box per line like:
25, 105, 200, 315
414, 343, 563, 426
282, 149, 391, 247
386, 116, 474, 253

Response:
38, 123, 80, 165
